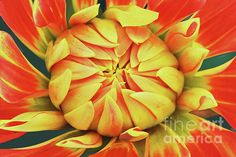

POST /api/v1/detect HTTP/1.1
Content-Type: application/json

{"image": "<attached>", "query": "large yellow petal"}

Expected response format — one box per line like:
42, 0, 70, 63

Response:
156, 67, 184, 95
49, 69, 72, 109
92, 18, 118, 43
104, 5, 159, 27
69, 4, 100, 25
64, 101, 94, 130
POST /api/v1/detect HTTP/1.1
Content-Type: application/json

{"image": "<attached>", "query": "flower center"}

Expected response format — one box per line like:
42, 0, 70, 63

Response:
46, 13, 184, 137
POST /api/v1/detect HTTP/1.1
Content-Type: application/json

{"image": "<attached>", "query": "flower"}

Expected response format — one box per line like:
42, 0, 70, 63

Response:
0, 0, 236, 156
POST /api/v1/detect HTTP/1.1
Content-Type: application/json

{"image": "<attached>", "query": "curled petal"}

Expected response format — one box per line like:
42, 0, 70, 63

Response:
165, 18, 200, 53
0, 111, 66, 132
56, 131, 102, 149
177, 88, 217, 111
119, 127, 149, 142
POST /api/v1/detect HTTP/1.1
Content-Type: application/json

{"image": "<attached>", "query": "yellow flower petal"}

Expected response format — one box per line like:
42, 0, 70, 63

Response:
97, 96, 123, 136
92, 18, 118, 43
156, 67, 184, 95
64, 101, 94, 130
122, 89, 157, 130
130, 92, 175, 123
69, 4, 100, 25
45, 39, 70, 70
71, 24, 118, 48
179, 43, 209, 74
137, 35, 167, 62
177, 88, 218, 111
104, 5, 159, 27
119, 127, 149, 142
125, 26, 151, 44
0, 111, 66, 132
61, 83, 101, 113
49, 69, 72, 109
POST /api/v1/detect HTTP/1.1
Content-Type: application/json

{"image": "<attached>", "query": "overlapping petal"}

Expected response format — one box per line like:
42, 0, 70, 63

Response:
0, 31, 48, 103
0, 0, 47, 58
33, 0, 67, 37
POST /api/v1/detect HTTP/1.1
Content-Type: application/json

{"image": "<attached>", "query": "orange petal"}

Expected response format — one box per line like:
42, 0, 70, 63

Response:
196, 58, 236, 128
148, 0, 206, 33
0, 0, 47, 58
169, 112, 236, 157
56, 131, 102, 148
196, 0, 236, 57
90, 141, 139, 157
33, 0, 67, 36
106, 0, 147, 8
147, 124, 190, 157
0, 129, 25, 144
0, 32, 48, 103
